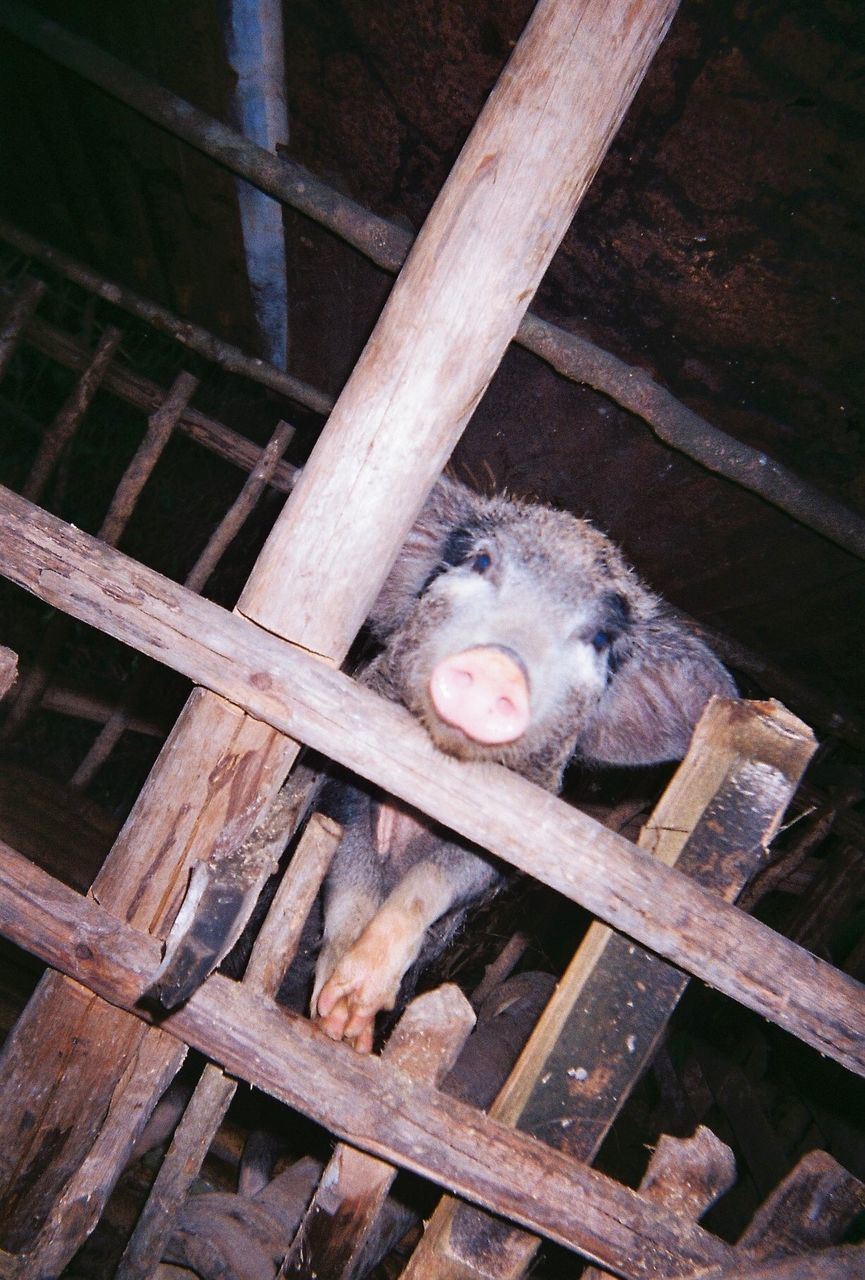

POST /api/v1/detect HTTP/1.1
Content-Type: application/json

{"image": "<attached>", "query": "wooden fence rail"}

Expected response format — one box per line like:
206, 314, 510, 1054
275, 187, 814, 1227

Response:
3, 485, 864, 1084
0, 837, 737, 1279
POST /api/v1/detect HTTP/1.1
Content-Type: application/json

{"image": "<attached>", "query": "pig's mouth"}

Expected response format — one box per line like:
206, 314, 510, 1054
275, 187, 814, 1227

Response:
427, 645, 531, 749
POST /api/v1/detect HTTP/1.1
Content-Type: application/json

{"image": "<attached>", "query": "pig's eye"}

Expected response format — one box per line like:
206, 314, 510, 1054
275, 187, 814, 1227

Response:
591, 628, 612, 652
471, 551, 492, 574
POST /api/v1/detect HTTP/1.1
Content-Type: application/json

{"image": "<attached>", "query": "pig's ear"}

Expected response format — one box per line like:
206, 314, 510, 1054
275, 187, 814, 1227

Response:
575, 611, 737, 766
368, 477, 482, 638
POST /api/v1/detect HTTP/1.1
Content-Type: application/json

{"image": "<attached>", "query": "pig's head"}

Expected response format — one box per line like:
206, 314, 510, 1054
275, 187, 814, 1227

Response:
367, 479, 736, 790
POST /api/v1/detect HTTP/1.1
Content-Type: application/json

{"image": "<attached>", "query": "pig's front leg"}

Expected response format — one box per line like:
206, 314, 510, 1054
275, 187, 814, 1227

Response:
313, 861, 460, 1053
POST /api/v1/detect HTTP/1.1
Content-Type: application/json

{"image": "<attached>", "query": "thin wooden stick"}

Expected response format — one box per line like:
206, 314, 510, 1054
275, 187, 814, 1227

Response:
70, 417, 294, 788
5, 490, 865, 1082
0, 839, 738, 1278
3, 10, 864, 560
0, 219, 331, 416
0, 274, 46, 379
3, 294, 299, 492
21, 324, 122, 503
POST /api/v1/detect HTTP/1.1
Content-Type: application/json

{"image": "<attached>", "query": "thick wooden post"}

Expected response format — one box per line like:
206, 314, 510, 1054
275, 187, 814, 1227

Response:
0, 0, 680, 1271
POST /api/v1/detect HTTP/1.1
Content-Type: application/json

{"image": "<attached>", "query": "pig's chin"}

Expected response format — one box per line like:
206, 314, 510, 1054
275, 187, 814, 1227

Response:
419, 708, 524, 766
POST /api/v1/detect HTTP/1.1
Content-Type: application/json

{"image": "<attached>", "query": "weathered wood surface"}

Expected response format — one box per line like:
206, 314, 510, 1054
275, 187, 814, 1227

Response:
0, 6, 700, 1267
0, 648, 16, 701
242, 804, 338, 997
0, 838, 738, 1278
736, 1149, 865, 1263
114, 1064, 236, 1280
583, 1129, 737, 1280
4, 492, 864, 1084
402, 697, 803, 1279
685, 1245, 865, 1280
282, 986, 476, 1278
237, 0, 681, 655
115, 801, 336, 1279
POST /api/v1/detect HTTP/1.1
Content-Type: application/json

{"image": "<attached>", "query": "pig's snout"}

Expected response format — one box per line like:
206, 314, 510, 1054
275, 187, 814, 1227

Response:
429, 646, 530, 746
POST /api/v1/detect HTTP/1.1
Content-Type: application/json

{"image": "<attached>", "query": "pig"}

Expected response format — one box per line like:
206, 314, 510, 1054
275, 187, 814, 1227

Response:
311, 477, 736, 1051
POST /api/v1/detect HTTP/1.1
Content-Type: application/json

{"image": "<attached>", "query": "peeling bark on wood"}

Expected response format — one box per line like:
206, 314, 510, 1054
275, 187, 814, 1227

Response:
402, 698, 808, 1280
281, 986, 476, 1279
4, 492, 864, 1086
0, 840, 740, 1277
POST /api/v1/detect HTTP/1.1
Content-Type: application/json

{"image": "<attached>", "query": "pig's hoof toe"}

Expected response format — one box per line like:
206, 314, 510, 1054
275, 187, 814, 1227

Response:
316, 992, 376, 1054
314, 966, 390, 1054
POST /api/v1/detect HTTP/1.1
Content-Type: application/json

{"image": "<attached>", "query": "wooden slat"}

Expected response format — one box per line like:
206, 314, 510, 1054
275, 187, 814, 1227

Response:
113, 799, 337, 1279
114, 1064, 236, 1280
281, 986, 475, 1278
4, 492, 863, 1085
403, 696, 808, 1279
0, 3, 684, 1269
0, 839, 737, 1278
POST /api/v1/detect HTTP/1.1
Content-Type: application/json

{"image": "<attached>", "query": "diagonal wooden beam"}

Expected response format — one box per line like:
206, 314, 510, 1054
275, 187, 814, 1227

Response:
0, 2, 684, 1270
4, 488, 865, 1087
0, 838, 736, 1279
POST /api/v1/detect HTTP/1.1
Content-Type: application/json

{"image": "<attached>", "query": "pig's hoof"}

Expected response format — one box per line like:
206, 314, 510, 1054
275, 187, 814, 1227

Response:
315, 978, 376, 1053
313, 953, 398, 1054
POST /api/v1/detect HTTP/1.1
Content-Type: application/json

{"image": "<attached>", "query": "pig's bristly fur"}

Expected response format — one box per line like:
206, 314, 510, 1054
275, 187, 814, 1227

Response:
311, 477, 736, 1051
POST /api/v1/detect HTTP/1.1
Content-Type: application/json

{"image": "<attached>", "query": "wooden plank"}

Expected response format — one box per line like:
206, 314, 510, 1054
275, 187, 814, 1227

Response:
4, 493, 863, 1083
0, 4, 688, 1267
282, 986, 476, 1278
737, 1150, 865, 1262
683, 1246, 865, 1280
0, 839, 737, 1278
114, 799, 337, 1279
582, 1128, 737, 1280
402, 698, 808, 1279
114, 1064, 236, 1280
237, 0, 682, 657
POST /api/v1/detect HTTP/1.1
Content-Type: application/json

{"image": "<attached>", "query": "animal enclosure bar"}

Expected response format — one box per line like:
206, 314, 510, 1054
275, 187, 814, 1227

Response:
4, 5, 865, 561
0, 3, 863, 1279
0, 2, 696, 1274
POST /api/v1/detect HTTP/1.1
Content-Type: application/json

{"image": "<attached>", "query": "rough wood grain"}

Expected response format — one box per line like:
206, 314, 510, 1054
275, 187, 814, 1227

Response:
0, 7, 696, 1267
113, 800, 336, 1280
281, 986, 475, 1278
583, 1129, 736, 1280
4, 492, 863, 1084
402, 698, 806, 1280
238, 0, 681, 657
0, 839, 738, 1278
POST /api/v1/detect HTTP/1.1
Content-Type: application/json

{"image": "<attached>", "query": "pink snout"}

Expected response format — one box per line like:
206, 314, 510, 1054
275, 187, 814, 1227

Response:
429, 646, 530, 746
